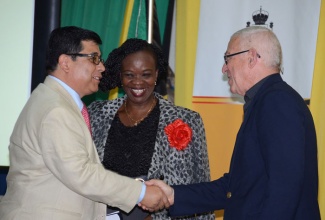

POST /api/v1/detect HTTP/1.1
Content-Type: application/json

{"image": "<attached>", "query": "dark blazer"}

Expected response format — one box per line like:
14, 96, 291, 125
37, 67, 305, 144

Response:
169, 74, 320, 220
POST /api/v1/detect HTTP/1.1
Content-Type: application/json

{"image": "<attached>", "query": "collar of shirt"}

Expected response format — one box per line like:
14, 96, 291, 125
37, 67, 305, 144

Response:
244, 75, 271, 111
48, 75, 83, 111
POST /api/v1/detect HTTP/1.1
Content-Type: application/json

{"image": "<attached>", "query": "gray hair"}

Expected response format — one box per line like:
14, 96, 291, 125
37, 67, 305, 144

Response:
231, 26, 282, 72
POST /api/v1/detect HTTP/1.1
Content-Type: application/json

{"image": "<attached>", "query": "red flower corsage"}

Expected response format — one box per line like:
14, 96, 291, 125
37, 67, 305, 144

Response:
164, 119, 192, 151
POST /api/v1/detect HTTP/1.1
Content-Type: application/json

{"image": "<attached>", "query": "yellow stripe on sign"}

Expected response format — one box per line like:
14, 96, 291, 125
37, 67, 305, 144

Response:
175, 0, 200, 109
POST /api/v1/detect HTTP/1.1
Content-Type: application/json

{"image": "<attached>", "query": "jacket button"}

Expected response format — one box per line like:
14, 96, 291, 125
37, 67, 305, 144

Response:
226, 192, 232, 198
159, 174, 164, 180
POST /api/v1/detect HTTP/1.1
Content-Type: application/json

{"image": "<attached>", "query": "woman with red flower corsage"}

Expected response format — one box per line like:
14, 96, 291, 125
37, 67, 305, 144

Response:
88, 38, 214, 220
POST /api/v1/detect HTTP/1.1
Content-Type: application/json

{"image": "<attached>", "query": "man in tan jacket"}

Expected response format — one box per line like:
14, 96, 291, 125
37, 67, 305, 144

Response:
0, 26, 169, 220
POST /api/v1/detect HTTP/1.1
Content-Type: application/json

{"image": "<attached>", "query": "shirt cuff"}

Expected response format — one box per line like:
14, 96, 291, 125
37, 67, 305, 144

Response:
137, 182, 146, 203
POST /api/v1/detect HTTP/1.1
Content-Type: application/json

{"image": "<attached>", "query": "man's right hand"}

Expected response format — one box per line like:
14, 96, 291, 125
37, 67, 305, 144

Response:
139, 184, 170, 212
139, 180, 174, 211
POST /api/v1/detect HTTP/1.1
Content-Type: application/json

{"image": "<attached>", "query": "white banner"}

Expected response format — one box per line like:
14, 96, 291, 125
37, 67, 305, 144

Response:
193, 0, 321, 101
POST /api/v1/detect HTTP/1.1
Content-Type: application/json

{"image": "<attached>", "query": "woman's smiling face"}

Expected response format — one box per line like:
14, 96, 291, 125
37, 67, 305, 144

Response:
121, 50, 158, 105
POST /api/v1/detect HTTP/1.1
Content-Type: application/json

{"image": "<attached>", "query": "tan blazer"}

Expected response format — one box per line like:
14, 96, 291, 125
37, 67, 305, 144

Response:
0, 77, 142, 220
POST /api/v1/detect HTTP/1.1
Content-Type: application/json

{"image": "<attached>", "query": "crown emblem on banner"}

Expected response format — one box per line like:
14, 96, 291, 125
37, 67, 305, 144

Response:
246, 6, 273, 29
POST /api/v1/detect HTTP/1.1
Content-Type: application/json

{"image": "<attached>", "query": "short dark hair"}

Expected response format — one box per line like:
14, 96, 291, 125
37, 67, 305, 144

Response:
46, 26, 102, 73
99, 38, 168, 92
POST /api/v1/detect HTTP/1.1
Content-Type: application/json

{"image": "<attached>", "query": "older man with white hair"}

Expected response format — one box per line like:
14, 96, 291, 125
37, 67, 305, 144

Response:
145, 26, 320, 220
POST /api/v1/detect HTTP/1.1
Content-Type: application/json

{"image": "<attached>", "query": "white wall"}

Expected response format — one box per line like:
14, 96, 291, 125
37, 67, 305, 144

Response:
0, 0, 35, 166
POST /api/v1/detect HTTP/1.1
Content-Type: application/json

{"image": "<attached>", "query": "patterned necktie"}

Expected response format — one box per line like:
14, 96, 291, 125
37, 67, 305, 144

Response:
81, 103, 92, 135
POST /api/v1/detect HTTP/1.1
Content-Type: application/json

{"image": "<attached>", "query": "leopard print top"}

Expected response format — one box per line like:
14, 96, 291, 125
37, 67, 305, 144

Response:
88, 93, 215, 220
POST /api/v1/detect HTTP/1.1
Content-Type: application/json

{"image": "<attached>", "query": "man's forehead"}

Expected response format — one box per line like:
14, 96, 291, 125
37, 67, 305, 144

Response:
226, 38, 240, 52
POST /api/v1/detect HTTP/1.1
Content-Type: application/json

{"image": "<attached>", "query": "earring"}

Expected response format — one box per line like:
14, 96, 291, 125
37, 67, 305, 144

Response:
155, 81, 157, 86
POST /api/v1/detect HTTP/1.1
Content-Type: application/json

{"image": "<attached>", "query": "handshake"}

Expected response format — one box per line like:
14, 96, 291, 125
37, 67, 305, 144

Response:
138, 179, 174, 212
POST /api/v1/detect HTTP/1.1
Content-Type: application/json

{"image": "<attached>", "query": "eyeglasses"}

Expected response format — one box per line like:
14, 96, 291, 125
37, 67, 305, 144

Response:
224, 50, 249, 65
66, 53, 104, 65
224, 50, 261, 65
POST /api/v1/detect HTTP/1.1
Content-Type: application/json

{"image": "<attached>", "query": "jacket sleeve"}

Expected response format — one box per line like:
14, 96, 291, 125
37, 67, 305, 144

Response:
39, 106, 142, 213
169, 174, 229, 217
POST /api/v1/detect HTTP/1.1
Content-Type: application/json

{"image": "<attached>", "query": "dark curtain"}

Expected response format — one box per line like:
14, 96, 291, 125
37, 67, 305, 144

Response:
31, 0, 61, 92
152, 0, 174, 97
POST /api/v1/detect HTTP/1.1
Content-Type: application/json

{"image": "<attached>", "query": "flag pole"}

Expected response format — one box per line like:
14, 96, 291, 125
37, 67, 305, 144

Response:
148, 0, 154, 43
